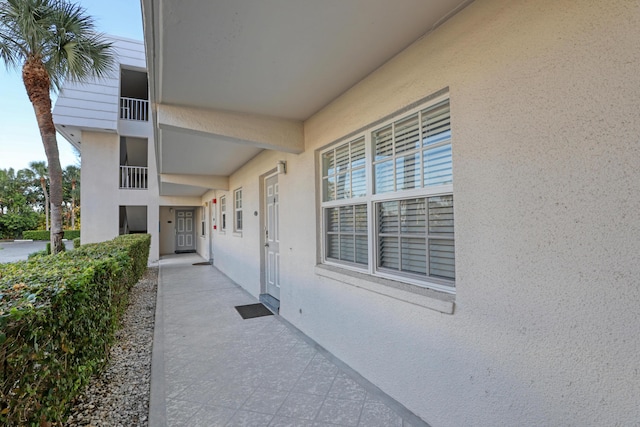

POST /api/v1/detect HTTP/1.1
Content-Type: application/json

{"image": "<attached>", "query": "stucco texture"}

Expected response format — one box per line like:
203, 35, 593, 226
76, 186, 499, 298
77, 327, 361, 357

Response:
209, 0, 640, 425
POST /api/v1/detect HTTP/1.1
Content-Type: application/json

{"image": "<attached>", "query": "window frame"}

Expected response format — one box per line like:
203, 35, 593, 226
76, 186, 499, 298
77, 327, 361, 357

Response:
220, 195, 227, 232
200, 206, 206, 237
319, 93, 454, 293
234, 188, 243, 233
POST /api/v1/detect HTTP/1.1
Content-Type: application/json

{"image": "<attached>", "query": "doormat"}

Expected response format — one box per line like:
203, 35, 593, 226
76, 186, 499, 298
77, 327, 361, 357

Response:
192, 261, 212, 266
235, 303, 274, 319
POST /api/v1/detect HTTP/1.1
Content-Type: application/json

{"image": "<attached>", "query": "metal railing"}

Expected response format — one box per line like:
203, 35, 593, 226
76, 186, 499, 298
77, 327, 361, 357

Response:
120, 97, 149, 121
120, 165, 148, 189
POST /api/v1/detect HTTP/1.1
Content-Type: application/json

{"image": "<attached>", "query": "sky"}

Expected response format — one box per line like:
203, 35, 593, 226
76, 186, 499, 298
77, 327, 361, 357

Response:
0, 0, 144, 171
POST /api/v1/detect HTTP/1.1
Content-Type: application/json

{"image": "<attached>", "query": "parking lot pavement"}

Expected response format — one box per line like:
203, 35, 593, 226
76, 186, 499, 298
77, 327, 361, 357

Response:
0, 241, 71, 263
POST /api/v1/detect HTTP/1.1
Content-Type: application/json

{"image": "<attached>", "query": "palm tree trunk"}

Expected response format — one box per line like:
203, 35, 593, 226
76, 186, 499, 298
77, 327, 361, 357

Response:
23, 57, 64, 253
40, 176, 49, 230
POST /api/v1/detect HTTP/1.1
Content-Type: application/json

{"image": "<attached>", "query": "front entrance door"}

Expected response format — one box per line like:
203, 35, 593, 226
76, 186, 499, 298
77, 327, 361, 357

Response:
264, 174, 280, 300
175, 209, 196, 253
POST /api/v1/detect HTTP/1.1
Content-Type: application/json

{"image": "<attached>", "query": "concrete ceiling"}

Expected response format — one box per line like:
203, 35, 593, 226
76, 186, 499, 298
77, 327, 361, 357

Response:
159, 182, 210, 197
159, 129, 262, 176
146, 0, 472, 120
143, 0, 472, 196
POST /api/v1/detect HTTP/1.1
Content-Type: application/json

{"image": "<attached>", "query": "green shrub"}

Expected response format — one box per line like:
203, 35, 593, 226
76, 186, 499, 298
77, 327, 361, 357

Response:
0, 234, 150, 425
21, 230, 81, 240
27, 249, 47, 259
73, 237, 81, 248
21, 230, 50, 240
64, 230, 81, 240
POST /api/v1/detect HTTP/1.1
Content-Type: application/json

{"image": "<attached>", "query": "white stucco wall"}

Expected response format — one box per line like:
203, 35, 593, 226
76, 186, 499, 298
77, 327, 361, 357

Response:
80, 132, 120, 244
80, 129, 160, 262
158, 196, 205, 256
208, 1, 640, 425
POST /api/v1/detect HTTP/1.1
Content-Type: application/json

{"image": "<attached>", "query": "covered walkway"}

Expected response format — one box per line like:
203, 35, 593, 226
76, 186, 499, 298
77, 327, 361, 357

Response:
149, 254, 427, 426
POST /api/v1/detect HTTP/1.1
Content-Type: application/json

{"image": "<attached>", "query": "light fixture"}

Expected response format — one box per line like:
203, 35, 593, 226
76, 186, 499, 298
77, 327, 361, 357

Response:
277, 160, 287, 175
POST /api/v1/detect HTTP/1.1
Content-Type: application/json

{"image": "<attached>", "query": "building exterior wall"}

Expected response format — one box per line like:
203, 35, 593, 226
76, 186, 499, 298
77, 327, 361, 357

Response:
80, 129, 161, 261
53, 36, 196, 264
80, 132, 120, 244
157, 196, 207, 256
54, 37, 145, 131
207, 1, 640, 425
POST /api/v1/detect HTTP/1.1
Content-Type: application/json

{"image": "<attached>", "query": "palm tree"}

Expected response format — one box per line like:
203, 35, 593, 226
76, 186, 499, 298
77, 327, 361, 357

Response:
29, 160, 49, 230
0, 0, 113, 253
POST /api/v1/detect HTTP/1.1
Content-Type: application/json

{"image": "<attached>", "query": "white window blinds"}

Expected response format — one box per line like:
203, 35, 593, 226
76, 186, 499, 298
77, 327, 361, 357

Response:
320, 94, 454, 291
376, 195, 454, 280
326, 204, 368, 265
322, 137, 366, 201
373, 100, 452, 193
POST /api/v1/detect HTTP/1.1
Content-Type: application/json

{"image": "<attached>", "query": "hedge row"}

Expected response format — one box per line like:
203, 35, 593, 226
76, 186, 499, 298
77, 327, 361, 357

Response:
21, 230, 81, 241
0, 234, 150, 426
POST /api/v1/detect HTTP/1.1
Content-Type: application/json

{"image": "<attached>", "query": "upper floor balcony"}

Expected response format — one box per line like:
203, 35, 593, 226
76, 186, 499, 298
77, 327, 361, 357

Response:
120, 97, 149, 121
120, 165, 148, 189
120, 137, 149, 190
120, 68, 149, 122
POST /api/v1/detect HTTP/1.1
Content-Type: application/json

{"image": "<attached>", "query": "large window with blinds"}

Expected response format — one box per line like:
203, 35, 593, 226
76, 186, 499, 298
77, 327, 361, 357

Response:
320, 95, 454, 292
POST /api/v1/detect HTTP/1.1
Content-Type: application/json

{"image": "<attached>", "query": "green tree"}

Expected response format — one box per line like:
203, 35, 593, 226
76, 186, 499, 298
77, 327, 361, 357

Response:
0, 167, 40, 238
28, 160, 49, 230
63, 164, 79, 229
0, 0, 113, 252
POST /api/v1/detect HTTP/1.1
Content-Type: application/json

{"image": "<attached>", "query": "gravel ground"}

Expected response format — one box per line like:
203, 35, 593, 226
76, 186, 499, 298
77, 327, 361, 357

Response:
65, 267, 158, 427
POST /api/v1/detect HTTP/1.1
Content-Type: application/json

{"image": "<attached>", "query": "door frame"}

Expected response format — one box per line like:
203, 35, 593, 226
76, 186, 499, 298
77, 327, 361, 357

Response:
259, 168, 280, 311
174, 208, 196, 253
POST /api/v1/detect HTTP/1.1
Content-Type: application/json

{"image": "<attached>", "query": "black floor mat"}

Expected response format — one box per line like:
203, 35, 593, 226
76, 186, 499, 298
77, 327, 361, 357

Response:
192, 261, 212, 265
235, 303, 274, 319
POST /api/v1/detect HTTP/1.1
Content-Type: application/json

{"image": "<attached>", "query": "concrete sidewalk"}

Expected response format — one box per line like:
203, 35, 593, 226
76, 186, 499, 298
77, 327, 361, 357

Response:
150, 254, 427, 427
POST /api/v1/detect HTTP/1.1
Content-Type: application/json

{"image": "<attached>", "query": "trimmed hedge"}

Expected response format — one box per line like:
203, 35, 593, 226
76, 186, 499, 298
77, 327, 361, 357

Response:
0, 234, 150, 425
21, 230, 81, 241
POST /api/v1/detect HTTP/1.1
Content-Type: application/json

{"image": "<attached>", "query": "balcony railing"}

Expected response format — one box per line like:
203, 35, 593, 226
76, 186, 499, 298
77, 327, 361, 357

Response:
120, 165, 148, 189
120, 97, 149, 121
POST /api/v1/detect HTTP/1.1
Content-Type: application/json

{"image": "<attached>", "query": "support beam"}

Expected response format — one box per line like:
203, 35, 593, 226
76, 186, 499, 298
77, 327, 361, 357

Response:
157, 104, 304, 154
160, 173, 229, 191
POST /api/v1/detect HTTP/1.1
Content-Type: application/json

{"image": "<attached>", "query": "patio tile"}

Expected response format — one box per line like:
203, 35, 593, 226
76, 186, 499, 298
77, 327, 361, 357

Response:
269, 415, 315, 427
153, 256, 426, 427
315, 397, 364, 426
241, 388, 289, 415
165, 378, 194, 399
187, 404, 235, 427
293, 371, 336, 396
358, 401, 403, 427
304, 354, 340, 377
165, 398, 201, 427
327, 373, 367, 401
276, 392, 326, 420
225, 410, 274, 426
207, 383, 255, 409
173, 379, 222, 404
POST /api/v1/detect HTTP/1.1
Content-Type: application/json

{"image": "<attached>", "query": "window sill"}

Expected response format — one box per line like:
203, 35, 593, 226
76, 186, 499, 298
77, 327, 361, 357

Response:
233, 231, 243, 237
314, 264, 455, 314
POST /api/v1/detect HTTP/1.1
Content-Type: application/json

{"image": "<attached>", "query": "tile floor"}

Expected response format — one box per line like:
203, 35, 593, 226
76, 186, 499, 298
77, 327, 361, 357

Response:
150, 254, 427, 427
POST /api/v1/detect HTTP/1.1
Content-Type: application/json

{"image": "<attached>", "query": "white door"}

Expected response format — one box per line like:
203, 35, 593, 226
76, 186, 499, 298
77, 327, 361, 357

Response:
176, 209, 196, 252
264, 174, 280, 300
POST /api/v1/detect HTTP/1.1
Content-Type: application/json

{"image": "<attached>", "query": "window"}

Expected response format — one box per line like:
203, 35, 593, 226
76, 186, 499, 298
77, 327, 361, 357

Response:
234, 189, 243, 232
320, 96, 454, 292
200, 206, 206, 236
220, 196, 226, 231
